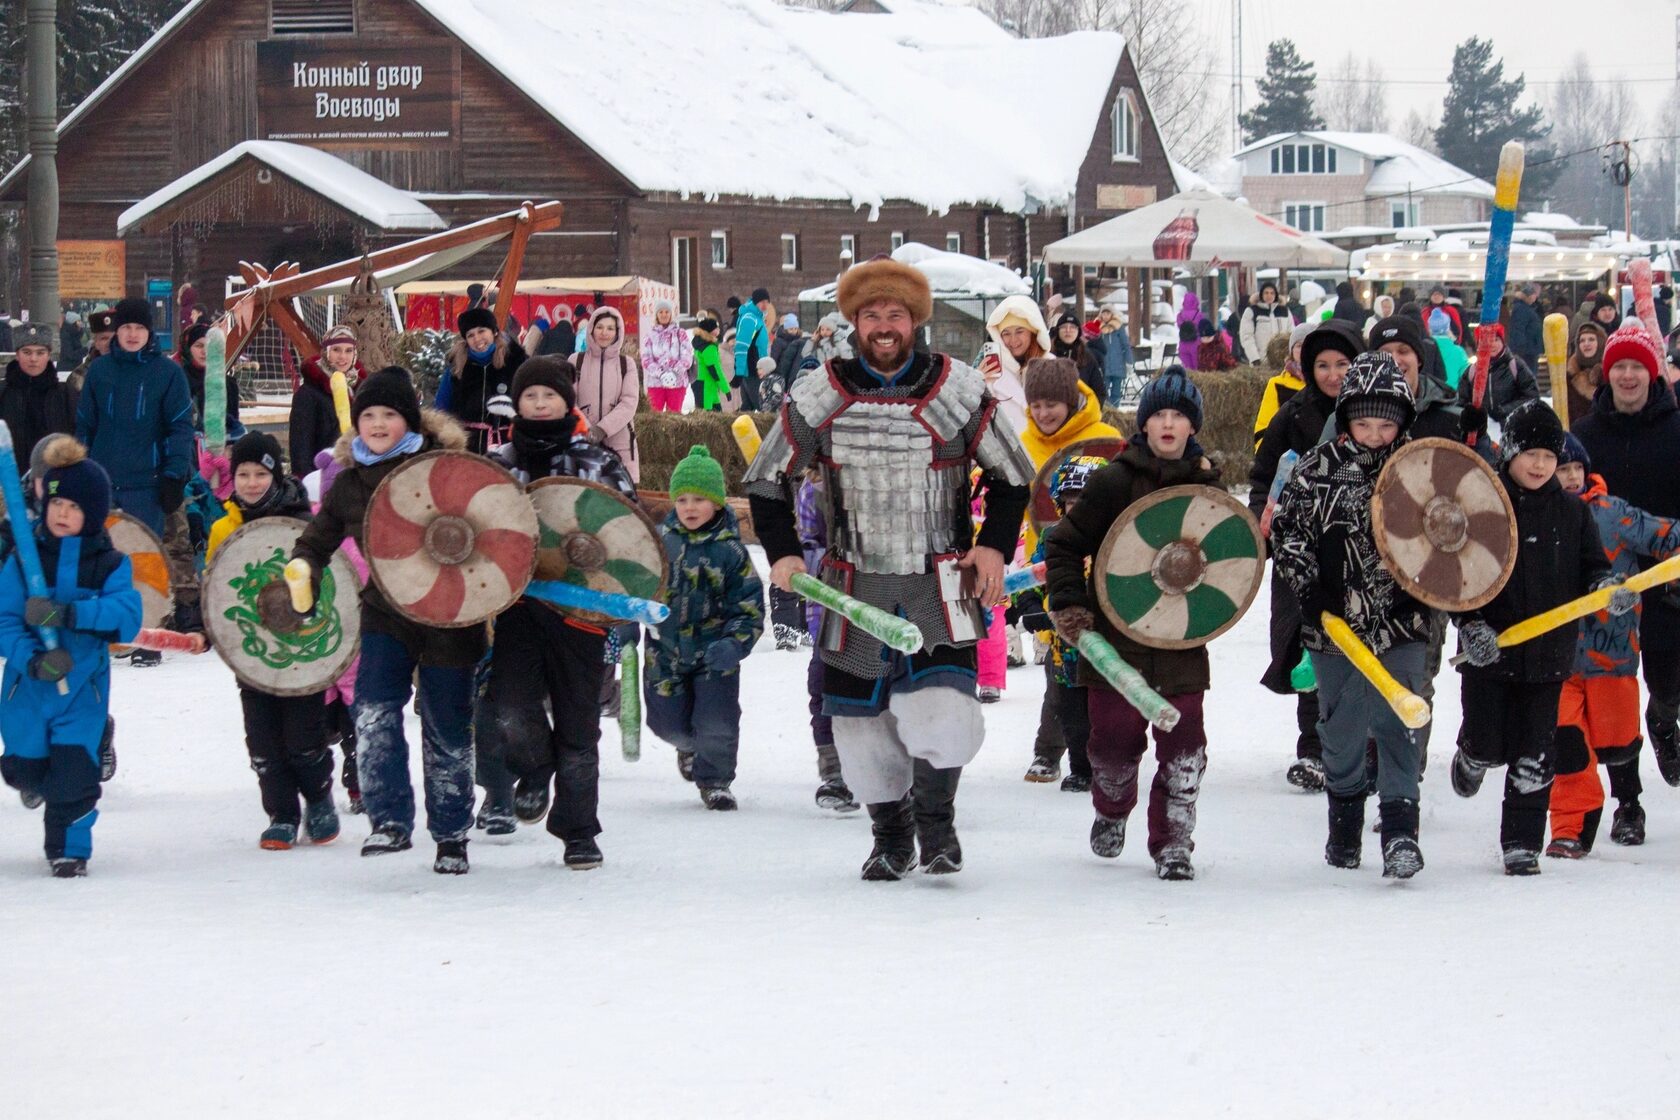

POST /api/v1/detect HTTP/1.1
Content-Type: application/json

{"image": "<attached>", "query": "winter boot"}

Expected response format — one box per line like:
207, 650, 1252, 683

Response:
773, 623, 801, 651
1090, 816, 1127, 858
1611, 800, 1646, 846
475, 800, 518, 835
912, 760, 963, 875
50, 857, 87, 878
1646, 695, 1680, 786
360, 825, 412, 857
1024, 754, 1061, 783
1005, 624, 1025, 667
1060, 772, 1092, 793
1324, 793, 1365, 870
699, 785, 738, 811
433, 839, 469, 875
1154, 850, 1195, 881
1545, 836, 1586, 859
814, 777, 860, 813
1450, 749, 1488, 798
1379, 798, 1424, 880
1286, 757, 1325, 792
564, 837, 603, 870
99, 716, 117, 781
861, 796, 916, 881
19, 789, 43, 810
1580, 808, 1604, 854
129, 648, 162, 668
675, 750, 696, 783
977, 685, 1002, 704
514, 777, 550, 823
305, 798, 341, 845
1502, 846, 1541, 876
260, 822, 298, 851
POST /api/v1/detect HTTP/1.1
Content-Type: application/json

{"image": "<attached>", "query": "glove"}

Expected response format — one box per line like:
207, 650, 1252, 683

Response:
1459, 404, 1487, 443
24, 597, 71, 629
702, 640, 744, 672
159, 476, 186, 515
1051, 605, 1094, 645
486, 394, 516, 419
1607, 584, 1640, 617
1459, 619, 1501, 668
28, 647, 74, 683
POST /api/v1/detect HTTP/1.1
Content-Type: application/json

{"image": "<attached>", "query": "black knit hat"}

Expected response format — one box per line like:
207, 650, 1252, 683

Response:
1301, 321, 1364, 381
182, 321, 210, 349
39, 437, 112, 535
750, 287, 771, 305
510, 355, 576, 411
1136, 366, 1204, 432
351, 366, 423, 434
1335, 352, 1415, 434
111, 296, 152, 332
1500, 399, 1565, 462
230, 430, 285, 477
1559, 433, 1591, 471
457, 306, 498, 338
1366, 315, 1428, 369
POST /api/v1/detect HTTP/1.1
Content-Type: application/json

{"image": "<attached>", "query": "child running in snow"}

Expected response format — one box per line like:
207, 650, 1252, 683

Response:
480, 356, 638, 869
0, 436, 142, 876
645, 446, 764, 810
1450, 401, 1621, 876
1043, 371, 1217, 881
1546, 434, 1680, 858
1271, 354, 1432, 879
290, 368, 485, 875
202, 431, 341, 851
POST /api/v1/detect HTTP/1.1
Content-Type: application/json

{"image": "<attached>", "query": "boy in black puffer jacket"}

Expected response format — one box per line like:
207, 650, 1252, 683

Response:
1272, 354, 1433, 878
1451, 401, 1621, 876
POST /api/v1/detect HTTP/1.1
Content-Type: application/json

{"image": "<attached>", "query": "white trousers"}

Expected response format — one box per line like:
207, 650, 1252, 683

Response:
831, 687, 984, 804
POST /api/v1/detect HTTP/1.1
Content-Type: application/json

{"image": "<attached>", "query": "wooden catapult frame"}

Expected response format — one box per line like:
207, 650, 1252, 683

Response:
221, 199, 563, 363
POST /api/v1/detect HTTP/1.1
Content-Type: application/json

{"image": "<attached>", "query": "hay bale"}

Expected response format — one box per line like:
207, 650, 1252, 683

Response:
1106, 365, 1268, 489
636, 411, 776, 493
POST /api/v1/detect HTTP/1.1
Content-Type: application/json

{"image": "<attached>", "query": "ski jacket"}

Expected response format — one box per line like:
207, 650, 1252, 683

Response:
642, 322, 695, 391
206, 476, 314, 565
1457, 347, 1540, 424
1570, 474, 1680, 678
1507, 298, 1544, 365
1240, 301, 1294, 360
489, 413, 636, 498
646, 505, 764, 680
733, 302, 770, 381
0, 359, 77, 476
693, 339, 728, 410
75, 337, 194, 491
1019, 380, 1121, 557
572, 307, 641, 480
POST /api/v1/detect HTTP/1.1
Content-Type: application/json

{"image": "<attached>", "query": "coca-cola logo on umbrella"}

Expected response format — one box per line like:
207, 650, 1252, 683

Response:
1153, 209, 1200, 261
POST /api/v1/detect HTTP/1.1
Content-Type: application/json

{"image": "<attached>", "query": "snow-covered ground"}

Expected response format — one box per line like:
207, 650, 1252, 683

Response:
4, 549, 1677, 1118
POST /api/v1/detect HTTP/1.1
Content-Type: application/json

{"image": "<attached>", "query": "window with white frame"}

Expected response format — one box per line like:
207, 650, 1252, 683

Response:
1284, 202, 1326, 232
710, 230, 729, 269
781, 233, 799, 270
1111, 89, 1139, 161
1389, 201, 1419, 228
1269, 142, 1337, 175
890, 231, 905, 251
840, 234, 856, 261
945, 232, 962, 253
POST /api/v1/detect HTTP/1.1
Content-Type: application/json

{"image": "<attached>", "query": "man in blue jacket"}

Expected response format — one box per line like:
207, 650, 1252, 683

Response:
74, 297, 194, 537
734, 287, 772, 411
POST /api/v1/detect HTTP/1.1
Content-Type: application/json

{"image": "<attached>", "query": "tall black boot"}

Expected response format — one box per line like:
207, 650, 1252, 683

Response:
1378, 797, 1423, 879
912, 759, 963, 874
861, 796, 916, 881
1649, 696, 1680, 787
1325, 792, 1365, 869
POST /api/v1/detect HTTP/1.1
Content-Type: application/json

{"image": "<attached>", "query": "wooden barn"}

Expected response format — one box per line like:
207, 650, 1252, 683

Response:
0, 0, 1180, 325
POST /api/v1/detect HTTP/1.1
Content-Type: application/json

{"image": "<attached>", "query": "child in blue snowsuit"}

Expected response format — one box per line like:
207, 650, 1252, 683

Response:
0, 436, 143, 876
645, 446, 764, 810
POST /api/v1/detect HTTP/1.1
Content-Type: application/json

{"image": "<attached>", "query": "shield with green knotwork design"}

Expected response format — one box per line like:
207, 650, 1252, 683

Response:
1094, 484, 1265, 650
203, 517, 362, 696
527, 477, 667, 627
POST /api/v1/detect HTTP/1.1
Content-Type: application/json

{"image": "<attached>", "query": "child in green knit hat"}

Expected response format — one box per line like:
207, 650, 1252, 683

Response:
644, 445, 764, 809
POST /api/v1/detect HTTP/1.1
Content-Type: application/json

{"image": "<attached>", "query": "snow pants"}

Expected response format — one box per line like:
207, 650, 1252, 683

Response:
354, 630, 475, 844
481, 602, 607, 841
976, 607, 1007, 691
1458, 675, 1563, 855
647, 386, 687, 412
1311, 644, 1426, 803
647, 667, 742, 788
1087, 688, 1206, 857
240, 685, 332, 827
1551, 674, 1641, 847
0, 671, 107, 861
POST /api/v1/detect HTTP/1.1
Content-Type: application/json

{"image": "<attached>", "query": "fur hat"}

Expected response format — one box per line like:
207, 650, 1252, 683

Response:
230, 430, 285, 478
1602, 321, 1663, 382
1022, 356, 1082, 414
510, 355, 576, 411
112, 296, 152, 332
39, 436, 112, 534
836, 256, 932, 325
351, 366, 422, 434
1559, 432, 1591, 472
86, 308, 115, 334
1501, 399, 1566, 462
321, 324, 358, 349
11, 321, 52, 352
668, 444, 726, 508
1136, 366, 1204, 432
457, 306, 498, 338
1335, 352, 1415, 434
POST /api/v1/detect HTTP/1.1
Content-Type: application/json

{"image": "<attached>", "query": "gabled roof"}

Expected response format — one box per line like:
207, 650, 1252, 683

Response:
1229, 131, 1494, 199
116, 141, 446, 236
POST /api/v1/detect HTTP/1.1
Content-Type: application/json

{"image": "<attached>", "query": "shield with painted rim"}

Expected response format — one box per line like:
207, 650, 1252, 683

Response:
1371, 437, 1516, 612
527, 477, 666, 626
1028, 436, 1127, 534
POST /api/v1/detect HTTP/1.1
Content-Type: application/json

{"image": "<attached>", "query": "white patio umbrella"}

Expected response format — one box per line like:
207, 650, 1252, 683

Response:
1043, 189, 1349, 270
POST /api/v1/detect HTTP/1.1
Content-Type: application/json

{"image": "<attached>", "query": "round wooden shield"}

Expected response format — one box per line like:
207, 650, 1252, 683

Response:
1371, 437, 1516, 612
105, 511, 172, 630
1094, 484, 1265, 650
203, 517, 363, 696
528, 477, 667, 626
364, 450, 538, 628
1028, 437, 1127, 533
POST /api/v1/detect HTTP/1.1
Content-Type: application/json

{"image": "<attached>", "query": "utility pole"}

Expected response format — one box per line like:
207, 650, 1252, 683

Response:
25, 0, 60, 343
1231, 0, 1243, 149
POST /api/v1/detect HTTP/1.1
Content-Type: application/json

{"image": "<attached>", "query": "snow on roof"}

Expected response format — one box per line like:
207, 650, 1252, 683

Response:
1229, 131, 1494, 200
1169, 158, 1214, 194
797, 241, 1029, 302
408, 0, 1123, 214
116, 141, 445, 235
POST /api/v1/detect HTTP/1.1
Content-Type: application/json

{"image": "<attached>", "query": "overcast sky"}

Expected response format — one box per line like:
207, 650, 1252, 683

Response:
1186, 0, 1680, 146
